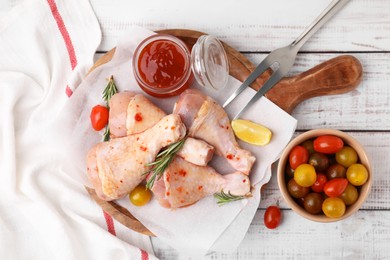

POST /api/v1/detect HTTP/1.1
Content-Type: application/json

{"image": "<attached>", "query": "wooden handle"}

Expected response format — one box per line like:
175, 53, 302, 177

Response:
265, 55, 363, 114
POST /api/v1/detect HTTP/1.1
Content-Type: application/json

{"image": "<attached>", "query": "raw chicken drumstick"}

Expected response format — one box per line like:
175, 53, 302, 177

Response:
108, 91, 167, 138
150, 157, 251, 209
173, 89, 256, 175
87, 114, 186, 201
108, 92, 214, 166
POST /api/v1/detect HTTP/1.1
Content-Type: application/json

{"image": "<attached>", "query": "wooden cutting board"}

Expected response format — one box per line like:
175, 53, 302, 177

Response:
86, 29, 362, 237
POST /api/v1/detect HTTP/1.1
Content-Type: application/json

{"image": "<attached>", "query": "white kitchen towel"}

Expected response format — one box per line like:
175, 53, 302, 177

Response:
0, 0, 156, 259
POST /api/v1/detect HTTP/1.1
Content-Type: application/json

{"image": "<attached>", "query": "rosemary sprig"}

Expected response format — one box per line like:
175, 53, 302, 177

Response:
102, 76, 118, 141
102, 75, 118, 106
214, 190, 247, 206
103, 127, 110, 142
144, 137, 187, 190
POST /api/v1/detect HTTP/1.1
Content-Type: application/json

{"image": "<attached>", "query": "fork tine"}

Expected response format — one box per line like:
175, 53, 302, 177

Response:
222, 57, 272, 108
232, 71, 283, 120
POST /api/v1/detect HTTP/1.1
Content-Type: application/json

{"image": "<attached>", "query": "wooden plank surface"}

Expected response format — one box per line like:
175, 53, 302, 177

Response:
152, 210, 390, 259
1, 0, 389, 259
90, 0, 390, 52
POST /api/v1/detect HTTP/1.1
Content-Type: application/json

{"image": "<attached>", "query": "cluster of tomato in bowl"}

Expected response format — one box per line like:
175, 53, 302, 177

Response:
285, 135, 369, 218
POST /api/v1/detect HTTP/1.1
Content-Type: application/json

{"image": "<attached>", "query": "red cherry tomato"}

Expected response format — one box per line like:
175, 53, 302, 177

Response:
264, 205, 282, 229
289, 146, 309, 169
311, 173, 328, 193
90, 105, 109, 131
323, 178, 349, 197
313, 135, 344, 154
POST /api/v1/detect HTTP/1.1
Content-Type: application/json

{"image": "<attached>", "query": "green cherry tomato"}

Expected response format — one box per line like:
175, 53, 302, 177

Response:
129, 184, 152, 206
289, 145, 309, 170
336, 146, 358, 168
322, 197, 346, 218
287, 179, 310, 199
339, 183, 359, 205
323, 178, 349, 197
304, 193, 324, 214
347, 163, 369, 186
313, 135, 344, 154
294, 164, 317, 187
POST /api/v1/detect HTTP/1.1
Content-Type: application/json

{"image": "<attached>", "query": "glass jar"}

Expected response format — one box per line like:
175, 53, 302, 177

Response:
133, 34, 229, 98
191, 35, 229, 91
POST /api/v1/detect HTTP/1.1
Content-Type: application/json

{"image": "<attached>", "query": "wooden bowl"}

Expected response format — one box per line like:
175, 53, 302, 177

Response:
277, 129, 372, 222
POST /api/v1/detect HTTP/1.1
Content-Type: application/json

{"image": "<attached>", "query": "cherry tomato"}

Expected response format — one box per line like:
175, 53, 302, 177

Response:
346, 163, 369, 186
309, 152, 329, 172
285, 163, 295, 178
336, 146, 358, 168
301, 139, 315, 155
289, 146, 309, 169
288, 179, 310, 198
264, 205, 282, 229
323, 178, 349, 197
90, 105, 109, 131
313, 135, 344, 154
322, 197, 346, 218
303, 193, 324, 214
326, 164, 346, 180
311, 173, 327, 193
129, 184, 152, 206
295, 197, 306, 207
294, 164, 317, 187
339, 183, 359, 205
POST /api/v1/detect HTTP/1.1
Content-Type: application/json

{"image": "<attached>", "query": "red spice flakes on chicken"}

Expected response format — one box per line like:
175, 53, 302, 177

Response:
150, 157, 250, 209
178, 169, 187, 177
108, 92, 215, 166
134, 113, 143, 122
173, 89, 255, 175
89, 91, 255, 207
86, 114, 186, 201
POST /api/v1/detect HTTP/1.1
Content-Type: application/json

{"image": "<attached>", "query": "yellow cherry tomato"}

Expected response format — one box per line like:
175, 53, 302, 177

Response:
231, 119, 272, 146
336, 146, 358, 168
322, 197, 346, 218
346, 163, 369, 186
294, 164, 317, 187
339, 183, 359, 206
129, 184, 152, 206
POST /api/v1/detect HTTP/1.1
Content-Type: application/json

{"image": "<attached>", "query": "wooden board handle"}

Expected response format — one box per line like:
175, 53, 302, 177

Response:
266, 55, 363, 114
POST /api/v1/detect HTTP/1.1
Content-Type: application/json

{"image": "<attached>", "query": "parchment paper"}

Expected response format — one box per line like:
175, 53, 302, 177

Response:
54, 26, 297, 256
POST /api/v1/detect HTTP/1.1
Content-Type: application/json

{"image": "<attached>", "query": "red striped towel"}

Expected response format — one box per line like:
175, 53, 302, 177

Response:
0, 0, 156, 259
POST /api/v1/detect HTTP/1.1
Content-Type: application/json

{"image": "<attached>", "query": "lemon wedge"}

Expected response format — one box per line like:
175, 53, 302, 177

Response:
231, 119, 272, 146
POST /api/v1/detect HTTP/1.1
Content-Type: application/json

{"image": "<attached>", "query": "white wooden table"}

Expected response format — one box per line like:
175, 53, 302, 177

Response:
4, 0, 389, 259
92, 1, 390, 259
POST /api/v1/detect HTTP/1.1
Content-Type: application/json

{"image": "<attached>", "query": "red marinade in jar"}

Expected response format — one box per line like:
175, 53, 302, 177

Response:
133, 34, 193, 97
